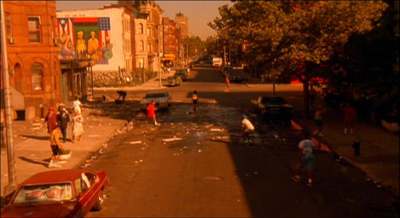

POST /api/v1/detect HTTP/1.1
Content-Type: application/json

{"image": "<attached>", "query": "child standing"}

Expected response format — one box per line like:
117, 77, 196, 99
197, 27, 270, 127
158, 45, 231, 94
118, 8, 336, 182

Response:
147, 100, 160, 126
192, 90, 198, 113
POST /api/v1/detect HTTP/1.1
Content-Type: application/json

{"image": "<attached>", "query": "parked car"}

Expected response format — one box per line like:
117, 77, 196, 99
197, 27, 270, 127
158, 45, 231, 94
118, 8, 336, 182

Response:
251, 96, 293, 125
140, 92, 171, 110
162, 75, 182, 87
1, 169, 108, 218
175, 69, 189, 81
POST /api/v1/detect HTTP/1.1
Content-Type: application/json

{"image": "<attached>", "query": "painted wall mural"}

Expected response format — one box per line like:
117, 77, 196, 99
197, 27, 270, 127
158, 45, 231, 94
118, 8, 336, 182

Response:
57, 17, 113, 64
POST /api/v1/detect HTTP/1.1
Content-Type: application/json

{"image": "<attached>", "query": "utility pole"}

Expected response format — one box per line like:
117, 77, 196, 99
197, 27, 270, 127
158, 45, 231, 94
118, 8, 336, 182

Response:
1, 0, 16, 194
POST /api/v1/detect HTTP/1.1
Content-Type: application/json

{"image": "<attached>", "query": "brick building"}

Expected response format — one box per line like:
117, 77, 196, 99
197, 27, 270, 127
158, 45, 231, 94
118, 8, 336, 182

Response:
139, 1, 164, 72
162, 17, 178, 66
175, 12, 189, 65
2, 0, 61, 120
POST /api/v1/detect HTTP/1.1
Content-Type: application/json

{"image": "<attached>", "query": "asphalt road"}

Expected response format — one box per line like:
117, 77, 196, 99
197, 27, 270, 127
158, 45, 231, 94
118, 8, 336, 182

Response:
87, 66, 398, 218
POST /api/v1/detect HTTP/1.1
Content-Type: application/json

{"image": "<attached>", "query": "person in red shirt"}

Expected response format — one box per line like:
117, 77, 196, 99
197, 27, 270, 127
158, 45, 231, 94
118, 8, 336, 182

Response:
343, 103, 357, 135
147, 101, 160, 126
44, 106, 58, 134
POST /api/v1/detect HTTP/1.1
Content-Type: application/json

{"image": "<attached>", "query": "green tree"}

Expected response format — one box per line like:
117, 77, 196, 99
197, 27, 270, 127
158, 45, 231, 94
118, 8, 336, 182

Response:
210, 0, 388, 115
183, 36, 206, 60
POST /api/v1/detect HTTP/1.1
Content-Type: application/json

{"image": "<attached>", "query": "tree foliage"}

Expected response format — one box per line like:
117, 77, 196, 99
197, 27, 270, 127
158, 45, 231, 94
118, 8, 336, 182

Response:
209, 0, 388, 114
182, 36, 206, 59
210, 1, 388, 77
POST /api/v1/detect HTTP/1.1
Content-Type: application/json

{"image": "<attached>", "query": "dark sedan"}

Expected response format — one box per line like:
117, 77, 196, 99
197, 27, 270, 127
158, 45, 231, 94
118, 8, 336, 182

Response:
251, 96, 293, 125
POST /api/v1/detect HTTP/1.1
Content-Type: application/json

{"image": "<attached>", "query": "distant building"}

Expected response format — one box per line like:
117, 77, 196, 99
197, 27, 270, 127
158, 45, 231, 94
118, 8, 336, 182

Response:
175, 12, 189, 39
2, 0, 61, 120
56, 6, 135, 87
162, 17, 178, 67
175, 12, 189, 65
138, 1, 163, 72
134, 17, 149, 70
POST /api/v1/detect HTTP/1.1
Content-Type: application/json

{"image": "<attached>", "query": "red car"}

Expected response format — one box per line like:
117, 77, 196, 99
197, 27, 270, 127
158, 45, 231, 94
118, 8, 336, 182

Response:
1, 169, 108, 218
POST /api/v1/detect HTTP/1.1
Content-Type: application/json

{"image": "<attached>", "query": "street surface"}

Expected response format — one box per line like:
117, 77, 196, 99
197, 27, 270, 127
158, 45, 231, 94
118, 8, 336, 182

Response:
86, 67, 397, 218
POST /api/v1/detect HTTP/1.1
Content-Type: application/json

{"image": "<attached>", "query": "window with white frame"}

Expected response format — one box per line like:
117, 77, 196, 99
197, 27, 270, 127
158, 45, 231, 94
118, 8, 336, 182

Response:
140, 40, 144, 52
139, 23, 144, 34
28, 17, 41, 42
31, 63, 43, 90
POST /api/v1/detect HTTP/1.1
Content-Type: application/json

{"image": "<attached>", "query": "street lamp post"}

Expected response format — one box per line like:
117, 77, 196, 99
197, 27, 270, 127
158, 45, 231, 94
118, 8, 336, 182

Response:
1, 0, 16, 194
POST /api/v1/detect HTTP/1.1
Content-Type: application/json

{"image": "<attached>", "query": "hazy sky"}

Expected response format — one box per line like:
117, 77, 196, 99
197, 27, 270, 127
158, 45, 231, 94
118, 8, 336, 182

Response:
56, 1, 230, 40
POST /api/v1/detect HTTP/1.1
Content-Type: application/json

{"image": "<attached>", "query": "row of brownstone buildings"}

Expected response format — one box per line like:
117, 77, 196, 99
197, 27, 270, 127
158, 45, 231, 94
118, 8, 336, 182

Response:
1, 0, 189, 121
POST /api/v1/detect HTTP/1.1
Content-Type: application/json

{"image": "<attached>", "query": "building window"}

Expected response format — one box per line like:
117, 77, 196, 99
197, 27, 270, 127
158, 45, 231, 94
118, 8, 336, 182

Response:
140, 40, 144, 51
138, 58, 144, 68
28, 17, 41, 42
5, 12, 13, 44
139, 23, 144, 34
31, 63, 43, 91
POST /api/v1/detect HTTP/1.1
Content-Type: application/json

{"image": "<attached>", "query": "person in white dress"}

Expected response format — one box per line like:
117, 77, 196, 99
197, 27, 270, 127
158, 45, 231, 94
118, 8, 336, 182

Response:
72, 106, 84, 142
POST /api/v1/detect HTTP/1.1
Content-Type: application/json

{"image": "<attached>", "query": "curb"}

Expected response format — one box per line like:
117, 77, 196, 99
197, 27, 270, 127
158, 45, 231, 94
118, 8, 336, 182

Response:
291, 119, 399, 197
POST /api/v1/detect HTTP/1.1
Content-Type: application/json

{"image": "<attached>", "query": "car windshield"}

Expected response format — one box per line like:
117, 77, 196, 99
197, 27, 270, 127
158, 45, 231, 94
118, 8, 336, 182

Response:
13, 183, 73, 204
145, 93, 167, 98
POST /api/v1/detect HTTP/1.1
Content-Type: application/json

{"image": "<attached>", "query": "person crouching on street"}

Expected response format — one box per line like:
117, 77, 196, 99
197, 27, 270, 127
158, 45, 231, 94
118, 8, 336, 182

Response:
147, 100, 160, 126
48, 125, 71, 168
241, 115, 255, 144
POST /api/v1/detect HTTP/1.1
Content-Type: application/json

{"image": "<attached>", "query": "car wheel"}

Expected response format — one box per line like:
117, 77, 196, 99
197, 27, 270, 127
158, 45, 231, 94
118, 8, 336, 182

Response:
92, 190, 105, 211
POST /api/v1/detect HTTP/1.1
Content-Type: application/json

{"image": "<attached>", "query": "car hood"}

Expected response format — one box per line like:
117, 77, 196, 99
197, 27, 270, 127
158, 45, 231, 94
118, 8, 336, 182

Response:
1, 202, 76, 218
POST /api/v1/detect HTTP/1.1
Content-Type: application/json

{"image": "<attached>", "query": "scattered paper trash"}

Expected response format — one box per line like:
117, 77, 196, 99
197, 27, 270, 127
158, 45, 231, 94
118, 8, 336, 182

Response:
162, 136, 183, 142
129, 141, 142, 145
198, 149, 202, 153
210, 128, 224, 132
88, 134, 101, 138
203, 176, 223, 181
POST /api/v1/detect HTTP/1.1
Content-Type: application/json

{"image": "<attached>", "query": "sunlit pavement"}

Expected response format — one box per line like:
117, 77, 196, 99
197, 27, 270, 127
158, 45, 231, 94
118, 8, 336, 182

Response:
86, 67, 397, 218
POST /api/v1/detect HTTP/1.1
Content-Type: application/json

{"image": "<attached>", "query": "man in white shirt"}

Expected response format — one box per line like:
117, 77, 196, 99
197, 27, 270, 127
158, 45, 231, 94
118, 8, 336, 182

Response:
241, 115, 255, 143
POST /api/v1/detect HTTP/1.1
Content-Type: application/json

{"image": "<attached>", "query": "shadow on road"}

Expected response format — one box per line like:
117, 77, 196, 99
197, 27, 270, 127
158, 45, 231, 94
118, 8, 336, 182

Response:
86, 66, 398, 218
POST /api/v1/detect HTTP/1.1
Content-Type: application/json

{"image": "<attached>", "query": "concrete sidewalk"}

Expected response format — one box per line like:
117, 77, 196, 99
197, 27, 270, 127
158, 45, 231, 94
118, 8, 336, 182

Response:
295, 109, 399, 196
93, 70, 176, 92
0, 106, 126, 196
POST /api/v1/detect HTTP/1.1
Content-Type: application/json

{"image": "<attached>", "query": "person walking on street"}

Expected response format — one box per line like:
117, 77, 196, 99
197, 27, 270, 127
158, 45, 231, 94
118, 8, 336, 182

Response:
48, 125, 71, 168
57, 104, 70, 143
224, 72, 231, 92
147, 100, 160, 126
313, 105, 324, 136
291, 131, 318, 187
45, 106, 58, 135
192, 90, 199, 113
72, 110, 84, 142
343, 102, 357, 135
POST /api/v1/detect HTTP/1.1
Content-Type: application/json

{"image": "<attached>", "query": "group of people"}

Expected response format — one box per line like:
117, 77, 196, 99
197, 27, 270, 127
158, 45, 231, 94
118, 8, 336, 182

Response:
44, 98, 84, 168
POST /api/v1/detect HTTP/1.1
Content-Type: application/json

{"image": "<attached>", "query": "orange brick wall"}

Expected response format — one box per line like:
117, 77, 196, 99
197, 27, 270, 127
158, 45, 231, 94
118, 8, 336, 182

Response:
4, 1, 61, 119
